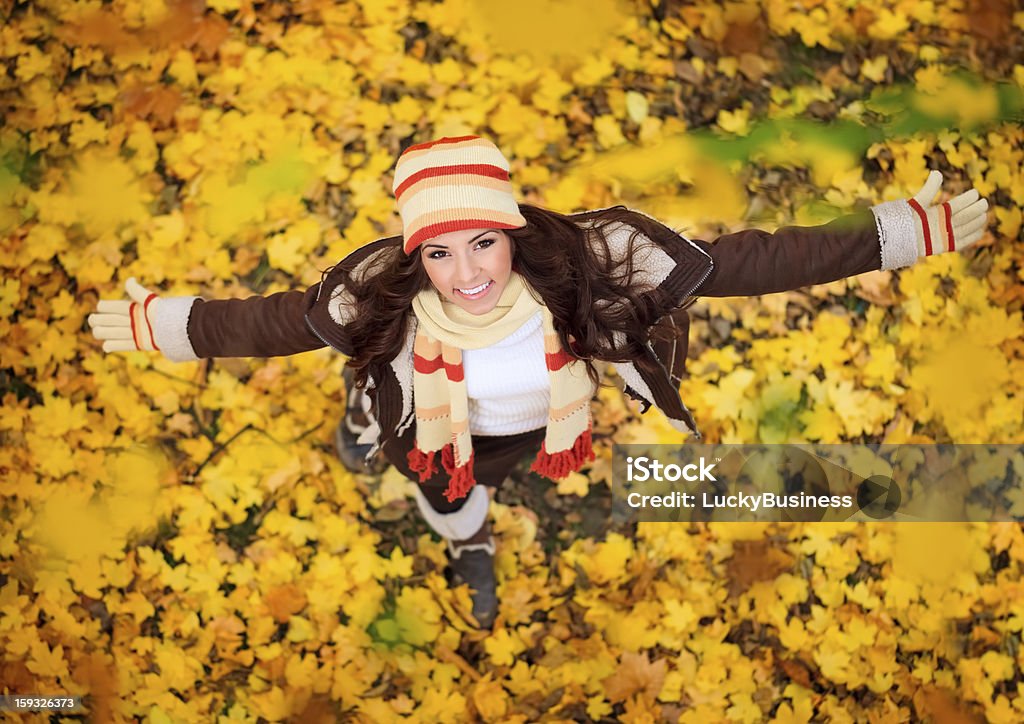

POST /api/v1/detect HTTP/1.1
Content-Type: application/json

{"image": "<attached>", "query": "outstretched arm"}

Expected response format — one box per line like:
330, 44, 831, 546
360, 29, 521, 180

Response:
183, 287, 328, 359
88, 277, 327, 361
691, 171, 989, 297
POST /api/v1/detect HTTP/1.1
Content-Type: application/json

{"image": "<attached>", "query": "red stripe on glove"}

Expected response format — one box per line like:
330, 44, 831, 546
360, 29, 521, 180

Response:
144, 293, 160, 351
908, 198, 932, 256
942, 201, 955, 253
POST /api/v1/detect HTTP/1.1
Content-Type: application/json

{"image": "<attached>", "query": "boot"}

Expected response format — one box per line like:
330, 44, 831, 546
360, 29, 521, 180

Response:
334, 368, 387, 475
446, 535, 498, 629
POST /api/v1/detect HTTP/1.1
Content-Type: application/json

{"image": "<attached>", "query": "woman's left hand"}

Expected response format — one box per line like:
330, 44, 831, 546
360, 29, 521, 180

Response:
907, 170, 988, 258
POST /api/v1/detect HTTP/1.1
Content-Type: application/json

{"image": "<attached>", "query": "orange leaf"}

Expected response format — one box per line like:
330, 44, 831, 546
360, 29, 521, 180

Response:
912, 684, 984, 724
208, 615, 247, 650
122, 85, 184, 127
265, 583, 308, 623
602, 651, 667, 704
778, 657, 813, 689
725, 539, 795, 597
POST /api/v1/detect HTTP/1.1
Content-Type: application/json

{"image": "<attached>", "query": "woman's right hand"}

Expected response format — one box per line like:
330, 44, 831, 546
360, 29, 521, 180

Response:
87, 277, 163, 353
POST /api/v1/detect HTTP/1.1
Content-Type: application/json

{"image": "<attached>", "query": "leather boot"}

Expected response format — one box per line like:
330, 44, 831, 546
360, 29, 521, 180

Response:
334, 368, 387, 475
446, 536, 498, 629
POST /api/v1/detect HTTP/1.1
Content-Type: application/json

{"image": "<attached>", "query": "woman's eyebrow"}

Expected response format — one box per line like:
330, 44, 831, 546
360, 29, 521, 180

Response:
422, 229, 498, 250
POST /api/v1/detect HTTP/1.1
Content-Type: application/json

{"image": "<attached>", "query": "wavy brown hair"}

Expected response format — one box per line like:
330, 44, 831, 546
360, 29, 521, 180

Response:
344, 204, 693, 391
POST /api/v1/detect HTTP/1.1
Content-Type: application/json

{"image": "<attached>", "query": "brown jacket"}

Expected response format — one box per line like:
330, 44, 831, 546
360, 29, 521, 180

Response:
182, 208, 885, 446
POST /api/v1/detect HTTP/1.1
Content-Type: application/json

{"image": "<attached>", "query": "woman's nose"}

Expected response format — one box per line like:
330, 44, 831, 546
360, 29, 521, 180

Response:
453, 253, 477, 282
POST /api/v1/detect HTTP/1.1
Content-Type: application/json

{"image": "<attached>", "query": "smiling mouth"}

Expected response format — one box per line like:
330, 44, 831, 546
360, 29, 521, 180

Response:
454, 280, 494, 299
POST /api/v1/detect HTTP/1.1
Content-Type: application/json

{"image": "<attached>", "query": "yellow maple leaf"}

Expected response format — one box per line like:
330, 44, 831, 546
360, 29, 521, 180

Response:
701, 368, 757, 421
995, 205, 1021, 239
814, 645, 851, 683
777, 617, 809, 651
472, 675, 509, 720
484, 627, 527, 666
386, 546, 414, 578
249, 686, 294, 721
268, 217, 321, 275
864, 55, 888, 81
556, 471, 590, 497
26, 640, 69, 679
154, 642, 202, 692
463, 0, 627, 66
869, 8, 910, 40
908, 322, 1014, 439
67, 149, 151, 236
284, 652, 318, 689
28, 394, 89, 438
661, 598, 697, 634
395, 587, 442, 646
717, 106, 751, 136
980, 651, 1015, 682
798, 405, 844, 442
594, 115, 626, 149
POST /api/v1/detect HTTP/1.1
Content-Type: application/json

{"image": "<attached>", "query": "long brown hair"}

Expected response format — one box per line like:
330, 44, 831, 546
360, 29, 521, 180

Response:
344, 204, 691, 390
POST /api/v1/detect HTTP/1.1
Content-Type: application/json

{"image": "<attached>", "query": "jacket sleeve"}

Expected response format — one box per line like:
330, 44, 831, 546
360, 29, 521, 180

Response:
153, 284, 328, 361
690, 209, 884, 297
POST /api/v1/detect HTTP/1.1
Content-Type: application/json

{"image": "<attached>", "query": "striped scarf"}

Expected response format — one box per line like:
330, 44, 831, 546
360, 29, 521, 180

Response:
408, 273, 596, 502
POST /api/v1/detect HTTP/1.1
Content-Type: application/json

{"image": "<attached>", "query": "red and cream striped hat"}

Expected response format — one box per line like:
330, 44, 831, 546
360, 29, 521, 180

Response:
391, 135, 527, 254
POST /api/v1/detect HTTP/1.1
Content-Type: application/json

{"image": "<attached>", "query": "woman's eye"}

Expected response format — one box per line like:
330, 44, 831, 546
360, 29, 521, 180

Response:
477, 238, 495, 249
427, 250, 448, 260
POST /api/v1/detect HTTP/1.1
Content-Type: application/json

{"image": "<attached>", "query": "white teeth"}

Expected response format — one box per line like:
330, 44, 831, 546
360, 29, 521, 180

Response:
458, 281, 490, 295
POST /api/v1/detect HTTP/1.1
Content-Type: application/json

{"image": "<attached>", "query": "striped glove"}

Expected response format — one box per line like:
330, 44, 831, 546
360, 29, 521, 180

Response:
873, 170, 989, 271
87, 277, 163, 353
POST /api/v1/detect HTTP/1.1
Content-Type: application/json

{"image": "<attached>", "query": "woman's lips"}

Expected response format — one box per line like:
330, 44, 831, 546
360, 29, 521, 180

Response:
454, 280, 494, 300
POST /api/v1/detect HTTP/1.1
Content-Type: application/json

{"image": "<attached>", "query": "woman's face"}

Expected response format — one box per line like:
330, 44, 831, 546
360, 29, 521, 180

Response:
420, 227, 513, 315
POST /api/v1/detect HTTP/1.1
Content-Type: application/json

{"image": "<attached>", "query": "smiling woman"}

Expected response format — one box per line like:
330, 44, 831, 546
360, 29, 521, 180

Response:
419, 228, 514, 315
88, 135, 990, 629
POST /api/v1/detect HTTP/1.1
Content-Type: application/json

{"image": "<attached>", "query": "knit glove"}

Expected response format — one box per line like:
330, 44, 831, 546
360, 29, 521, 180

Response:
871, 170, 989, 271
87, 277, 163, 353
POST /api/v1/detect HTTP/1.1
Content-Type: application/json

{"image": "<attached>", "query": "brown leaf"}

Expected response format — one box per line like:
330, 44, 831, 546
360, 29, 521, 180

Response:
627, 559, 658, 603
289, 695, 339, 724
721, 9, 766, 57
602, 651, 667, 704
968, 624, 1002, 654
60, 10, 143, 54
61, 0, 229, 60
208, 614, 246, 649
852, 270, 897, 306
217, 357, 252, 380
850, 6, 875, 36
265, 583, 308, 623
166, 412, 197, 436
967, 0, 1014, 44
674, 60, 702, 85
121, 85, 183, 127
777, 656, 812, 692
912, 684, 986, 724
2, 659, 39, 697
738, 53, 771, 83
70, 652, 118, 723
725, 539, 795, 597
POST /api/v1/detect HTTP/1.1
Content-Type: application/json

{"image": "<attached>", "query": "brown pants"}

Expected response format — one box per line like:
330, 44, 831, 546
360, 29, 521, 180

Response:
382, 424, 547, 513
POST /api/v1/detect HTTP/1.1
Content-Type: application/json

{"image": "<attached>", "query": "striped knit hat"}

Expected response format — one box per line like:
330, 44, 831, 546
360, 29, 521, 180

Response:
392, 135, 528, 254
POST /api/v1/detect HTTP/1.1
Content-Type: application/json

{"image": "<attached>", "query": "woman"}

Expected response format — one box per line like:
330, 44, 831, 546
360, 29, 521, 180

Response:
88, 135, 989, 628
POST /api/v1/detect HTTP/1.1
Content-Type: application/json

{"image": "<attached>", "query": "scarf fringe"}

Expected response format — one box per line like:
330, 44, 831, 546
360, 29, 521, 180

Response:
530, 428, 595, 480
407, 445, 438, 482
441, 445, 476, 503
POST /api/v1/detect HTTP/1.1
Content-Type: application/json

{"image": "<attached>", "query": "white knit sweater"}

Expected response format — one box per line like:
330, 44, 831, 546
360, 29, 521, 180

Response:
462, 311, 550, 435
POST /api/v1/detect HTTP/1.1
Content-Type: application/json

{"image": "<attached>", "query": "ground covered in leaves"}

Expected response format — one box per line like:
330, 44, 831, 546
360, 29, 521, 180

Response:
2, 0, 1024, 721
